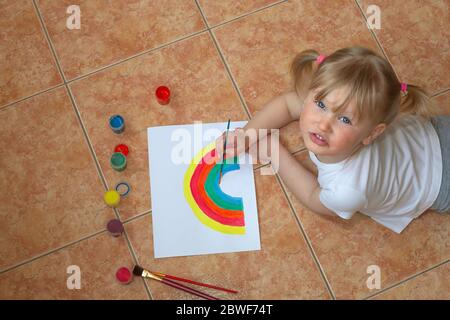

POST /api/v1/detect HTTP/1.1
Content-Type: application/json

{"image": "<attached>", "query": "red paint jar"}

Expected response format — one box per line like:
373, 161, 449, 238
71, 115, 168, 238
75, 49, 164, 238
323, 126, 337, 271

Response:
155, 86, 171, 105
116, 267, 133, 285
114, 144, 129, 156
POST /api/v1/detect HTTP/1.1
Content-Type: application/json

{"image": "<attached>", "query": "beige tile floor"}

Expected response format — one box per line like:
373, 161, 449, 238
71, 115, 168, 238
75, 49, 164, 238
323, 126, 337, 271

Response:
0, 0, 448, 300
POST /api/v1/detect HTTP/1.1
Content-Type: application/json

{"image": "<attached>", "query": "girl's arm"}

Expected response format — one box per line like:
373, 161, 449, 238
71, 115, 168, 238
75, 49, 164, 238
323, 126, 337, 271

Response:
216, 91, 303, 161
243, 91, 302, 131
269, 135, 336, 217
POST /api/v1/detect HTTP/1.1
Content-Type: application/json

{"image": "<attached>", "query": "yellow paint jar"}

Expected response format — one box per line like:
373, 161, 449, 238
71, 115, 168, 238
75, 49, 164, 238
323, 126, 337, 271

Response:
104, 190, 120, 207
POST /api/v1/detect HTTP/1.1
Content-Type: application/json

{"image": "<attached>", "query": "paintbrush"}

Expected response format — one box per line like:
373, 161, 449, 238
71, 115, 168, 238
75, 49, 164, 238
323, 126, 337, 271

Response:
150, 270, 238, 294
133, 265, 221, 300
218, 119, 231, 185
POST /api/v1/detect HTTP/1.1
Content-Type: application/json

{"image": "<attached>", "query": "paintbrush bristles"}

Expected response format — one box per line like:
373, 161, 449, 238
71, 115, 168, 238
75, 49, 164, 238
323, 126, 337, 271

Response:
133, 265, 162, 281
133, 265, 144, 276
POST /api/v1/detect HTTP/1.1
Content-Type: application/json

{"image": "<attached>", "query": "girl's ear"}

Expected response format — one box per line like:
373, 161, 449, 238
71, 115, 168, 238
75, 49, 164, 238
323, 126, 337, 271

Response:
362, 123, 387, 145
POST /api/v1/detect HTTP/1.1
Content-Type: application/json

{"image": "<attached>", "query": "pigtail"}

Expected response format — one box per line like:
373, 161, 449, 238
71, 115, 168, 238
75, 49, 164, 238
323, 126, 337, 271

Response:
290, 49, 321, 102
399, 84, 438, 120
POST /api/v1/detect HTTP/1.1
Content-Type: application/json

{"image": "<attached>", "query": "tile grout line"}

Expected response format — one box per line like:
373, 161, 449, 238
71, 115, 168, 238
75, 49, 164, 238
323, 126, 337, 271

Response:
0, 208, 155, 299
431, 87, 450, 97
194, 0, 252, 121
65, 86, 109, 190
0, 84, 66, 111
269, 169, 337, 299
123, 210, 152, 224
65, 29, 208, 85
31, 0, 153, 300
114, 209, 158, 299
363, 258, 450, 300
194, 0, 210, 28
31, 0, 67, 83
114, 208, 154, 300
2, 0, 69, 113
291, 146, 307, 156
0, 214, 155, 299
208, 30, 253, 120
0, 29, 207, 110
352, 0, 402, 83
34, 0, 113, 232
0, 229, 107, 275
120, 212, 155, 299
208, 0, 288, 31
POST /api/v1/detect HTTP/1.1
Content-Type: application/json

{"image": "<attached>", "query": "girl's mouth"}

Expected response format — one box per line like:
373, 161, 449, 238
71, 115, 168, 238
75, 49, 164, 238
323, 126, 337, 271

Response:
309, 132, 328, 146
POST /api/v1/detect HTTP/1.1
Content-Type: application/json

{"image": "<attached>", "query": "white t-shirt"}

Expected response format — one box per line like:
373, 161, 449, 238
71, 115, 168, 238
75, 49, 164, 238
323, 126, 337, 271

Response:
309, 114, 443, 233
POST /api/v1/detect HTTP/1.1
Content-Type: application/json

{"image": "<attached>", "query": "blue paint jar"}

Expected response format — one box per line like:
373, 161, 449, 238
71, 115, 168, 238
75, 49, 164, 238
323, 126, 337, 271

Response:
109, 115, 125, 134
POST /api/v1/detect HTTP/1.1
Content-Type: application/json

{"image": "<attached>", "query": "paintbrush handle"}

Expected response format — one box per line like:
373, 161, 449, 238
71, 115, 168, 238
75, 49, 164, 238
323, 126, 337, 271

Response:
161, 274, 238, 294
219, 120, 231, 184
161, 277, 220, 300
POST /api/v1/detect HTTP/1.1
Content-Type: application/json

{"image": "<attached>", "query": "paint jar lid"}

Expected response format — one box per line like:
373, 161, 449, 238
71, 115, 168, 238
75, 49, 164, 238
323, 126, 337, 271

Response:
109, 114, 124, 126
115, 181, 131, 197
116, 267, 133, 284
114, 144, 129, 156
110, 152, 127, 171
104, 190, 120, 207
107, 219, 124, 235
156, 86, 170, 100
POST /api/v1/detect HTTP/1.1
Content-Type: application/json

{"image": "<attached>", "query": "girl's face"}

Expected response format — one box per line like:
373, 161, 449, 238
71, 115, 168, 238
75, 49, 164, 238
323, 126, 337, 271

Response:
299, 87, 385, 163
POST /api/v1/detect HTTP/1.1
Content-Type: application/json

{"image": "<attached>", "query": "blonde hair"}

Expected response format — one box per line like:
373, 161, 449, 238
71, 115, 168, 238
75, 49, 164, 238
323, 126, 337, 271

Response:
290, 47, 437, 125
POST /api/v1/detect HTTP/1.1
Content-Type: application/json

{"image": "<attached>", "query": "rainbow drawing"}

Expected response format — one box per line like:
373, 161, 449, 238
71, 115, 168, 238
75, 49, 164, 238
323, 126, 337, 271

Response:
183, 141, 245, 235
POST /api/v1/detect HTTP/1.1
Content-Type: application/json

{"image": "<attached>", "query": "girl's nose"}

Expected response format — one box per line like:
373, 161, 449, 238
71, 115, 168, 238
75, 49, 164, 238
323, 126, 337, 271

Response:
318, 115, 332, 132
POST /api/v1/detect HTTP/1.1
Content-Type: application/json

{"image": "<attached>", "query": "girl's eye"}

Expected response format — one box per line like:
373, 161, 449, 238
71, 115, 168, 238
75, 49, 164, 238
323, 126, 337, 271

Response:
314, 99, 326, 109
340, 116, 352, 125
315, 99, 353, 125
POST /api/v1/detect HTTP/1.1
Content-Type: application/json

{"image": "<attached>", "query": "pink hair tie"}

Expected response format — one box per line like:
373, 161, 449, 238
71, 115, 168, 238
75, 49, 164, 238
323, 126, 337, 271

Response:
316, 54, 326, 65
400, 82, 408, 94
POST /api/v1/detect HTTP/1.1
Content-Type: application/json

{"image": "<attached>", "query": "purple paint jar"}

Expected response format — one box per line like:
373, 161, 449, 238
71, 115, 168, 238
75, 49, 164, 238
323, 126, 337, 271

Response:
107, 219, 124, 237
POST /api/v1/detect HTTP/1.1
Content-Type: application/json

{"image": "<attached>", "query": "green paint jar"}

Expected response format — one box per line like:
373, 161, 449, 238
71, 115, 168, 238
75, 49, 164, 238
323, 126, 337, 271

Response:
110, 152, 127, 171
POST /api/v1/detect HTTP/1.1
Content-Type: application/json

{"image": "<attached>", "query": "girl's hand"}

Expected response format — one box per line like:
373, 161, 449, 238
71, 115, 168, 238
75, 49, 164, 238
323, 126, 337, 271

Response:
215, 128, 255, 162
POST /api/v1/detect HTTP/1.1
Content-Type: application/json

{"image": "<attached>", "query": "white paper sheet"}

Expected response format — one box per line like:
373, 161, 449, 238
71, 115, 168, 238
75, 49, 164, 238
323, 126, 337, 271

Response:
147, 121, 261, 258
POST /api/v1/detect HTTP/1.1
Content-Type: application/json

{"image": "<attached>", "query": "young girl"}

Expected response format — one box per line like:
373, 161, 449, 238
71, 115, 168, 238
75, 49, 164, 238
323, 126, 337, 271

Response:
216, 46, 449, 234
